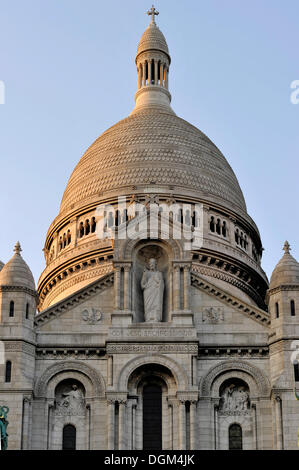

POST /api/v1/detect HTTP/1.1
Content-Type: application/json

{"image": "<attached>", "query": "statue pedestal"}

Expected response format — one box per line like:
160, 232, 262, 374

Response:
171, 311, 194, 326
111, 311, 134, 327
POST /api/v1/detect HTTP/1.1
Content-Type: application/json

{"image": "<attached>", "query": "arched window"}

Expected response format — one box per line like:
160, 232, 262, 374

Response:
229, 423, 242, 450
150, 59, 155, 84
275, 302, 279, 319
67, 230, 71, 245
115, 210, 121, 227
79, 222, 84, 238
178, 209, 183, 224
294, 362, 299, 382
62, 424, 76, 450
9, 301, 14, 318
222, 221, 227, 237
216, 219, 221, 235
85, 220, 90, 236
5, 361, 12, 383
91, 217, 96, 233
26, 303, 29, 319
291, 300, 296, 316
210, 216, 215, 232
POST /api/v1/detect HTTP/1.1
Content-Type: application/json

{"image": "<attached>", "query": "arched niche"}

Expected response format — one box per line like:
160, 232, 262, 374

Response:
132, 240, 171, 322
54, 379, 86, 417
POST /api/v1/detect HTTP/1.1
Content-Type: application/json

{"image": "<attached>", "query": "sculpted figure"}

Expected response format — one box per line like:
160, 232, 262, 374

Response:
141, 258, 164, 322
58, 384, 84, 413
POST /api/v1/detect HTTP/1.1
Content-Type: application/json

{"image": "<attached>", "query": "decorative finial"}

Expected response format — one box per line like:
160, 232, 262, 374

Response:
14, 241, 22, 255
283, 240, 291, 254
147, 5, 159, 24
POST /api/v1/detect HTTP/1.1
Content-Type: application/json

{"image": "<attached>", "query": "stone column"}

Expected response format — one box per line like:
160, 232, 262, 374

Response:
22, 397, 31, 450
154, 60, 158, 85
132, 404, 137, 450
107, 355, 113, 386
165, 67, 169, 89
169, 270, 173, 314
124, 265, 131, 311
114, 266, 121, 310
179, 400, 186, 450
183, 265, 190, 310
149, 60, 152, 85
107, 400, 115, 450
173, 265, 181, 311
138, 66, 142, 89
274, 395, 284, 449
143, 62, 146, 86
119, 400, 127, 450
190, 401, 197, 450
160, 63, 164, 86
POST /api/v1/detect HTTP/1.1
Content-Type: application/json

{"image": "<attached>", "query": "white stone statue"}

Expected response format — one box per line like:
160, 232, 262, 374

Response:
56, 384, 85, 415
141, 258, 164, 322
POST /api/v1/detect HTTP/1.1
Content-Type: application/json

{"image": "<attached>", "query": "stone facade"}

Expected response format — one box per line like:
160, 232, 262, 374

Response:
1, 9, 299, 451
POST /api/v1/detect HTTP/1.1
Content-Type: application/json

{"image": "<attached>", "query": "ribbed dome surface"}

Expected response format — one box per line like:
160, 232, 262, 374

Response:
0, 245, 35, 290
270, 242, 299, 289
60, 109, 246, 214
137, 22, 169, 58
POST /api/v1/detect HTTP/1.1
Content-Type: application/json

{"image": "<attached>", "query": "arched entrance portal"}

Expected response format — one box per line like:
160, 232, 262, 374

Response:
127, 364, 178, 450
143, 383, 162, 449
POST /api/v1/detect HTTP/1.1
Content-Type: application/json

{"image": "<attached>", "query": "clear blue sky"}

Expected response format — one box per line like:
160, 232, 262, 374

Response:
0, 0, 298, 285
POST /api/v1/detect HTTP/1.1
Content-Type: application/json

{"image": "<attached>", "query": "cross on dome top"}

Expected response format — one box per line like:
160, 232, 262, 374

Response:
283, 240, 291, 254
147, 5, 159, 24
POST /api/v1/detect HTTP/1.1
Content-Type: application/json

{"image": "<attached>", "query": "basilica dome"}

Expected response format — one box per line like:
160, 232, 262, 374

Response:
38, 10, 268, 311
60, 109, 246, 216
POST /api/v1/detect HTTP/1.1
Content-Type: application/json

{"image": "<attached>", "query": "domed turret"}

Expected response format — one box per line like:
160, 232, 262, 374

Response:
136, 7, 170, 58
269, 241, 299, 290
0, 242, 35, 291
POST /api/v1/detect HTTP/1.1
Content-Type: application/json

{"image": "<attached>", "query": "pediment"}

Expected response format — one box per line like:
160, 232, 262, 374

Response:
191, 270, 270, 328
34, 272, 114, 331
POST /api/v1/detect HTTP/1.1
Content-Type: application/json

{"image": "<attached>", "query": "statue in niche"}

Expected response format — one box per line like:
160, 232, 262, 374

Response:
141, 258, 164, 322
55, 384, 85, 416
220, 382, 250, 415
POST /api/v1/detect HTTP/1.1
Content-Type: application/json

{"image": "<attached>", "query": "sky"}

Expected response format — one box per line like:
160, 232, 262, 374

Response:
0, 0, 298, 285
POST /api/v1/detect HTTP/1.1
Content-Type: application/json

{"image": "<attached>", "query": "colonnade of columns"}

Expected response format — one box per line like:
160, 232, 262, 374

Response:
106, 396, 198, 450
137, 59, 169, 89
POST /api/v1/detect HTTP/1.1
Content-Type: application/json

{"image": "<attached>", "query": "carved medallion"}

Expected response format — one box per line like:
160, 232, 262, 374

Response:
82, 307, 102, 324
202, 307, 224, 324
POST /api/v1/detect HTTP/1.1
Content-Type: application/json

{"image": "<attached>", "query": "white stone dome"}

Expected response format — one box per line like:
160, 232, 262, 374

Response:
136, 21, 170, 60
270, 241, 299, 290
0, 242, 35, 291
60, 108, 246, 216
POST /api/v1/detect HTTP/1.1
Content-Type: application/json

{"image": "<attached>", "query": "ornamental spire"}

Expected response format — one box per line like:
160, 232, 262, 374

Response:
14, 241, 22, 255
147, 5, 159, 25
283, 240, 291, 254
